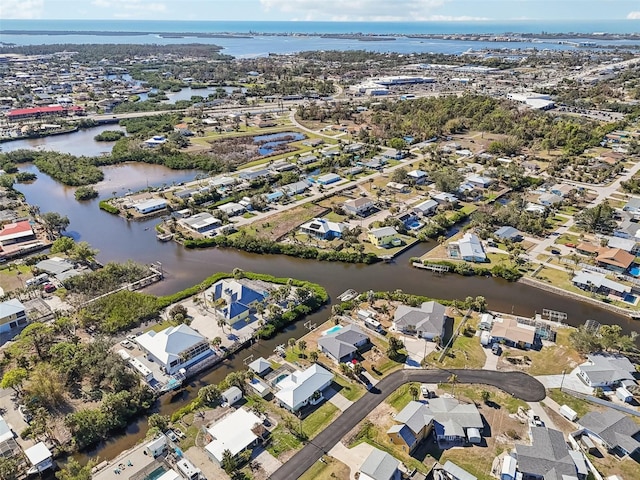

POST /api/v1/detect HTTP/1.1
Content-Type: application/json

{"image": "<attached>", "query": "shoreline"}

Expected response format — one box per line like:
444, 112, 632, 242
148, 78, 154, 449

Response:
1, 30, 639, 42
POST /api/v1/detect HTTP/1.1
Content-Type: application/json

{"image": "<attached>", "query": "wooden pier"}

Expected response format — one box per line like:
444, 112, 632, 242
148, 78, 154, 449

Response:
412, 262, 450, 274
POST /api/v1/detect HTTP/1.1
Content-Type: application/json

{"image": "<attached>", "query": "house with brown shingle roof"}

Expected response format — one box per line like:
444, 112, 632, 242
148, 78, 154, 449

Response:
595, 248, 635, 273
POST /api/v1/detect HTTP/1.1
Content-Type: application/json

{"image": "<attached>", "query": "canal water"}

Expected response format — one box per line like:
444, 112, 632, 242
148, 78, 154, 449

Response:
7, 127, 635, 461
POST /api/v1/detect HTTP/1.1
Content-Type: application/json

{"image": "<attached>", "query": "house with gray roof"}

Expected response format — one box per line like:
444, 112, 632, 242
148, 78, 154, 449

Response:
439, 461, 477, 480
392, 301, 449, 340
578, 409, 640, 456
359, 447, 400, 480
388, 398, 483, 452
515, 427, 582, 480
577, 353, 635, 388
622, 197, 640, 216
317, 324, 369, 363
494, 226, 523, 242
448, 232, 486, 262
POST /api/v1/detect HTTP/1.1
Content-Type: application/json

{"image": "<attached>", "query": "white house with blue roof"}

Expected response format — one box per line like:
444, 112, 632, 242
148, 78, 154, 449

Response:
211, 279, 269, 325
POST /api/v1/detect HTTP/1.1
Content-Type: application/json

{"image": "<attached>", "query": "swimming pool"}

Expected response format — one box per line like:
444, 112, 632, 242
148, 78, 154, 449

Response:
407, 220, 423, 230
322, 325, 343, 336
144, 467, 167, 480
629, 264, 640, 277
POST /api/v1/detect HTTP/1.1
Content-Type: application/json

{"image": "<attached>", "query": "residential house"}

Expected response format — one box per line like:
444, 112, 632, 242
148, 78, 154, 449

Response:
316, 173, 341, 185
432, 192, 459, 207
0, 299, 27, 334
144, 135, 167, 148
595, 248, 635, 273
515, 427, 583, 480
218, 202, 245, 217
466, 174, 493, 189
606, 236, 637, 254
274, 364, 333, 412
392, 301, 449, 340
386, 182, 409, 193
299, 218, 347, 240
136, 324, 213, 376
407, 170, 429, 185
538, 193, 563, 206
318, 324, 369, 363
0, 221, 35, 246
577, 353, 635, 388
181, 212, 222, 234
448, 233, 486, 262
359, 448, 400, 480
270, 160, 296, 173
414, 199, 438, 217
575, 242, 601, 256
578, 409, 640, 456
24, 442, 53, 475
622, 197, 640, 217
550, 183, 574, 197
494, 226, 523, 242
571, 271, 630, 298
239, 169, 271, 182
388, 399, 483, 452
439, 461, 477, 480
211, 279, 269, 325
368, 226, 401, 248
204, 408, 268, 464
281, 180, 310, 196
248, 357, 272, 377
490, 317, 536, 349
343, 197, 375, 217
134, 199, 167, 215
298, 154, 318, 165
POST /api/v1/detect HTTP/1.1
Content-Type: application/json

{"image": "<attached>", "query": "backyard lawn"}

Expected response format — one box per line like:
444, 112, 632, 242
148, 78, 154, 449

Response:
526, 327, 584, 376
302, 402, 340, 439
298, 456, 350, 480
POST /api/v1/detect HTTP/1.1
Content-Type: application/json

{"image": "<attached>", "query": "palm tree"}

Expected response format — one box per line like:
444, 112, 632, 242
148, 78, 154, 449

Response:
448, 374, 458, 397
217, 317, 227, 334
309, 351, 319, 363
288, 338, 296, 351
297, 340, 307, 357
409, 384, 419, 401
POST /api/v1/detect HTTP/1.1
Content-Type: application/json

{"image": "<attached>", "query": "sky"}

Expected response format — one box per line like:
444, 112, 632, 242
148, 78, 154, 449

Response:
1, 0, 640, 22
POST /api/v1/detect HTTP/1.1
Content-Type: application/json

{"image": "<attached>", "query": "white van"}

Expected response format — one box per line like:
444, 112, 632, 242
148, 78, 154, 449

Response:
26, 273, 49, 287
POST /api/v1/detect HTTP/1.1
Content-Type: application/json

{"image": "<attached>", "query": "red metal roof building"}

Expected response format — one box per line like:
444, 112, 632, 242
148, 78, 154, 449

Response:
6, 105, 84, 121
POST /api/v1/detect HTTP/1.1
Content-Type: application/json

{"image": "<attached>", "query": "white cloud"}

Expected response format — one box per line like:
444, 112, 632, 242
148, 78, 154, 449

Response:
91, 0, 166, 18
0, 0, 44, 19
259, 0, 456, 22
627, 11, 640, 19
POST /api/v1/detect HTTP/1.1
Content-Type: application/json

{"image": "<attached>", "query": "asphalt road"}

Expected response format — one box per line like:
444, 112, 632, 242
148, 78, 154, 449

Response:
268, 369, 545, 480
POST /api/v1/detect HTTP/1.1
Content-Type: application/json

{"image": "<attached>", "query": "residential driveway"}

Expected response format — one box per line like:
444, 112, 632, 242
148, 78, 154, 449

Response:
269, 369, 545, 480
325, 388, 353, 412
482, 349, 499, 371
251, 446, 282, 476
402, 336, 435, 368
527, 401, 557, 430
535, 368, 593, 394
328, 441, 374, 480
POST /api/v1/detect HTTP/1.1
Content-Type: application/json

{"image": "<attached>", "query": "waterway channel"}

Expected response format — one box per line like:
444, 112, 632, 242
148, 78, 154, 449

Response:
6, 127, 636, 461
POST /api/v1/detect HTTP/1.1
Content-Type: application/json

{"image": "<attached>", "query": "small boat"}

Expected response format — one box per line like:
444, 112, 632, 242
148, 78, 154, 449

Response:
337, 289, 358, 302
156, 233, 173, 242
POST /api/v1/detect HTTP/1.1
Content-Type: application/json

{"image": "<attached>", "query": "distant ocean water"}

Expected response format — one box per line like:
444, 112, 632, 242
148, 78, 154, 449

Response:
1, 19, 639, 57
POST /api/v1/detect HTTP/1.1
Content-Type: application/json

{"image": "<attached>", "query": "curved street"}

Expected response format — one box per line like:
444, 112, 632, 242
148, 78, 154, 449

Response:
269, 368, 545, 480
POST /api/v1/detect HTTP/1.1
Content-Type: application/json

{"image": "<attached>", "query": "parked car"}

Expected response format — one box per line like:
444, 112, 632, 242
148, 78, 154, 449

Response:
18, 405, 32, 424
421, 385, 431, 398
43, 283, 57, 293
164, 429, 178, 442
491, 343, 502, 356
120, 340, 134, 349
